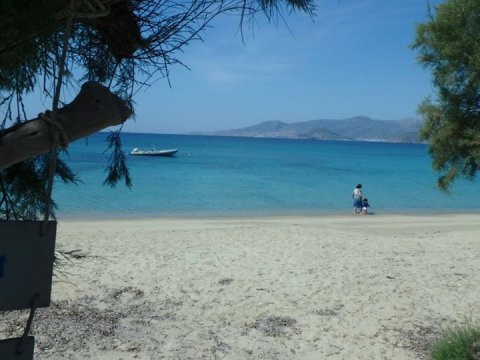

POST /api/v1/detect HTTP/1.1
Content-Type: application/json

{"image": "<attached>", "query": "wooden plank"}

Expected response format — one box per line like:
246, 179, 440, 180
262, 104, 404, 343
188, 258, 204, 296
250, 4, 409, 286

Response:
0, 221, 56, 311
0, 337, 34, 360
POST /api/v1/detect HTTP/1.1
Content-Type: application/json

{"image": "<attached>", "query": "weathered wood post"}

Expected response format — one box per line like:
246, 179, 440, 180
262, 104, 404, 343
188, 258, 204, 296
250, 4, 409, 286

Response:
0, 81, 132, 171
0, 221, 57, 359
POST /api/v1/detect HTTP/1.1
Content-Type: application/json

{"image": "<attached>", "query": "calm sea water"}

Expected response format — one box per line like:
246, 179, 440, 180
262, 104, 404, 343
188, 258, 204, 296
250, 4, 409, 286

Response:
54, 132, 480, 218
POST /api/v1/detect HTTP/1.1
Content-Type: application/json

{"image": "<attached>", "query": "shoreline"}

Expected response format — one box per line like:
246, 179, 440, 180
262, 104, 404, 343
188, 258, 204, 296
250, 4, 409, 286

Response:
55, 209, 480, 222
2, 214, 480, 359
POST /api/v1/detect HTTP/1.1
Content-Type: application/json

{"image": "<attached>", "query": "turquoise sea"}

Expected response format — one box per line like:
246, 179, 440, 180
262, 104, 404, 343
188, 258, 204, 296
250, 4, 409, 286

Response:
55, 132, 480, 218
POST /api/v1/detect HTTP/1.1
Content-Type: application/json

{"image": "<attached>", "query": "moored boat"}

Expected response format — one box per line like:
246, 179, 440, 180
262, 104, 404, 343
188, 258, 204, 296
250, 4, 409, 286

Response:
130, 147, 178, 156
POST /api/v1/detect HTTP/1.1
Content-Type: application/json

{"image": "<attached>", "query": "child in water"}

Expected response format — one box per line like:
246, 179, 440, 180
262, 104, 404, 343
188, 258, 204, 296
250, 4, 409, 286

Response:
361, 198, 370, 215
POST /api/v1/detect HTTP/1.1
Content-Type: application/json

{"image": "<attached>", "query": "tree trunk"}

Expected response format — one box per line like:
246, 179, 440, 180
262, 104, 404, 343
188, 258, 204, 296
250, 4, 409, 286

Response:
0, 0, 137, 60
0, 81, 132, 171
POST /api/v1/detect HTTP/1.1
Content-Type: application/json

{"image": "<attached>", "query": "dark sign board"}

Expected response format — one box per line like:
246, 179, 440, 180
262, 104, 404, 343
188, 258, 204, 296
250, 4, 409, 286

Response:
0, 337, 34, 360
0, 221, 56, 311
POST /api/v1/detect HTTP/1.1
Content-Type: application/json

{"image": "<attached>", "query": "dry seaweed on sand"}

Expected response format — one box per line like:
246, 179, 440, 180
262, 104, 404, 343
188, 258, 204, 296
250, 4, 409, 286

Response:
250, 315, 301, 338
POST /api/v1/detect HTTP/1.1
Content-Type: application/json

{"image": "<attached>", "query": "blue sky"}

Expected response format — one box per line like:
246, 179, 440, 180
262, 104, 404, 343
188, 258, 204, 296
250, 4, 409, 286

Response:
28, 0, 439, 134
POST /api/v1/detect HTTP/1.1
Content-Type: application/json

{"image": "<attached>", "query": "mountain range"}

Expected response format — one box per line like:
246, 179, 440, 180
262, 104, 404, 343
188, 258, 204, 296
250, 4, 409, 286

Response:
202, 116, 423, 143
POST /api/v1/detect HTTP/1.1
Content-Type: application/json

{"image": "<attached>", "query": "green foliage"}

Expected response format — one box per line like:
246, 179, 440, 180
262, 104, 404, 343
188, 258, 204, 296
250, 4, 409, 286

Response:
103, 131, 132, 188
1, 0, 315, 102
413, 0, 480, 191
430, 322, 480, 360
0, 152, 79, 220
0, 0, 57, 92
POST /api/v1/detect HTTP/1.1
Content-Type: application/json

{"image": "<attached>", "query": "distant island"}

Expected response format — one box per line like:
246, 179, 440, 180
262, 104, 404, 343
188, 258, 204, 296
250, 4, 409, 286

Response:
199, 116, 423, 143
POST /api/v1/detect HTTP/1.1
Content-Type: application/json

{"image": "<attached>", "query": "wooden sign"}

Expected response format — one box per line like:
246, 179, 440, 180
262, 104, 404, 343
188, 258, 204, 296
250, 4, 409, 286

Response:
0, 221, 56, 311
0, 337, 34, 360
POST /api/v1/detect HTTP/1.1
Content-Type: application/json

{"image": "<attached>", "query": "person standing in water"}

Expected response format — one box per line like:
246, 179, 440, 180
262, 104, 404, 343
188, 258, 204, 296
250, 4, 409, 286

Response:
352, 184, 363, 214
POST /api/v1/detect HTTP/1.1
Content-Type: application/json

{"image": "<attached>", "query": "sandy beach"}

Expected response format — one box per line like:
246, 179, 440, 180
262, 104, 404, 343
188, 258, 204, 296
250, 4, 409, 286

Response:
1, 214, 480, 359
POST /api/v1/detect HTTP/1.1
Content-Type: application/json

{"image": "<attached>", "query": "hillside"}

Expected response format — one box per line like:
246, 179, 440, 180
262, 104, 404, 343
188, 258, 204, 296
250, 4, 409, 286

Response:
205, 116, 422, 143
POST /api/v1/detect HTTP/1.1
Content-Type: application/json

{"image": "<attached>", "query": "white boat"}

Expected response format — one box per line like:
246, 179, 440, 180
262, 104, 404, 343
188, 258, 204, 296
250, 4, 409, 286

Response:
129, 147, 178, 156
